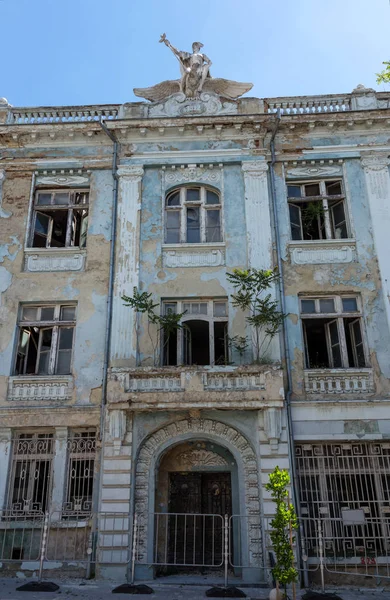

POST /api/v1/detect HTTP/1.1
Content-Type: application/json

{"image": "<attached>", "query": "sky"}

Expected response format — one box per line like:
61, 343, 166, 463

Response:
0, 0, 389, 108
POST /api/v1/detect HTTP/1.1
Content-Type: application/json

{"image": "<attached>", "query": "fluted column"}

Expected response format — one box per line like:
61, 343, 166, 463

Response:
110, 165, 144, 364
242, 160, 280, 361
361, 154, 390, 330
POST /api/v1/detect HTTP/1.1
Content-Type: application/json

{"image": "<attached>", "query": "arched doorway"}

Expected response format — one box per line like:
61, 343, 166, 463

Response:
133, 418, 263, 583
154, 440, 238, 572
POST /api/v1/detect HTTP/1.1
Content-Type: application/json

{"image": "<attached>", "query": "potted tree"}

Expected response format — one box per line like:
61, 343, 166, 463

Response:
266, 467, 298, 600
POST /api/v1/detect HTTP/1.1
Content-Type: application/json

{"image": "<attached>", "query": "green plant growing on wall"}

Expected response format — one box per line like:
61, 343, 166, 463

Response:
227, 335, 249, 365
122, 288, 186, 366
226, 268, 286, 364
376, 61, 390, 85
265, 467, 298, 599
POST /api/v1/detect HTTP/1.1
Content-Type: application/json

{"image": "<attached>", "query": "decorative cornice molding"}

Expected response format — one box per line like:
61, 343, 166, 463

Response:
117, 165, 144, 181
286, 164, 343, 178
35, 173, 90, 186
163, 164, 222, 187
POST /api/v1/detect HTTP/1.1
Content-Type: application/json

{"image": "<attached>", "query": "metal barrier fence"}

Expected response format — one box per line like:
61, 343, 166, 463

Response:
3, 510, 389, 585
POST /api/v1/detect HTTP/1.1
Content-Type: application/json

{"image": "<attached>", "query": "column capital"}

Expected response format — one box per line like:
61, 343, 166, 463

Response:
241, 160, 268, 178
0, 427, 12, 444
117, 165, 144, 181
361, 153, 390, 172
55, 426, 68, 441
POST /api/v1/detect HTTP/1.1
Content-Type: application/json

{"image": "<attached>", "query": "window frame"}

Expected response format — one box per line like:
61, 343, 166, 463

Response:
164, 185, 223, 245
161, 298, 228, 366
7, 431, 54, 518
63, 429, 96, 519
287, 179, 350, 241
29, 188, 89, 249
14, 304, 76, 376
299, 295, 369, 369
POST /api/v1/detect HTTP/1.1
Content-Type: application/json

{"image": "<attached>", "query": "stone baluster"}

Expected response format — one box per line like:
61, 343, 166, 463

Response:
110, 165, 144, 365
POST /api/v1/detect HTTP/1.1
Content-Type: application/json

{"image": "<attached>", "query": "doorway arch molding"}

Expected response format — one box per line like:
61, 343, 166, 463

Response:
134, 417, 262, 569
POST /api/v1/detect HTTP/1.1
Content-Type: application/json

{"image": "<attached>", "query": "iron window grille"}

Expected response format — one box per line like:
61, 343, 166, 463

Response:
296, 442, 390, 556
7, 432, 54, 518
62, 430, 96, 518
300, 295, 368, 369
288, 179, 350, 241
14, 304, 76, 376
30, 189, 89, 249
165, 186, 222, 244
162, 299, 228, 366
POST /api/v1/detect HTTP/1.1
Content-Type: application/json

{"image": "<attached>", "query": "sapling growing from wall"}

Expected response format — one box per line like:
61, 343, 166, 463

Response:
376, 61, 390, 85
227, 268, 286, 364
266, 467, 298, 600
122, 288, 185, 366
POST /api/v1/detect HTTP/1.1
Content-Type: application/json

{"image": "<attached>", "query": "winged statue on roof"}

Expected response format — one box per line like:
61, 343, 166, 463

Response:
133, 34, 253, 102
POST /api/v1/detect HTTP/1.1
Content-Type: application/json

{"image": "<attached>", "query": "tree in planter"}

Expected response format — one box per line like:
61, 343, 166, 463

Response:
265, 467, 298, 600
122, 287, 186, 366
227, 268, 286, 364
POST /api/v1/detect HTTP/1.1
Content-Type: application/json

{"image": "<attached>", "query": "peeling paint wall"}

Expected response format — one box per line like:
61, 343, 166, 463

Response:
0, 161, 113, 412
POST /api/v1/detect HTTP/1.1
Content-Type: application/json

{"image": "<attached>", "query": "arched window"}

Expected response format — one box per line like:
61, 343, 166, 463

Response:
165, 186, 222, 244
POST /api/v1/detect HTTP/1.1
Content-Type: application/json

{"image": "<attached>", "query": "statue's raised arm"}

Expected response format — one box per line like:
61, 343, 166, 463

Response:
134, 36, 253, 102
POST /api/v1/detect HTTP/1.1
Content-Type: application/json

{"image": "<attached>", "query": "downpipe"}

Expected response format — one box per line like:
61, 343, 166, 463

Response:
268, 110, 309, 588
87, 119, 120, 578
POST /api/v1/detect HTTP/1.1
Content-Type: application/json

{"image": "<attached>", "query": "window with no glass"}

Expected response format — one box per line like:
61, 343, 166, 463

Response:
165, 186, 222, 244
15, 304, 76, 376
300, 296, 368, 369
288, 180, 349, 241
162, 299, 228, 366
30, 189, 89, 249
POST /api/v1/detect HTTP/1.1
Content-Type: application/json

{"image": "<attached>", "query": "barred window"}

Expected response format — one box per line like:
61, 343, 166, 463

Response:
300, 295, 368, 369
15, 304, 76, 376
63, 430, 96, 518
165, 186, 222, 244
288, 179, 350, 241
30, 189, 89, 249
7, 432, 54, 517
296, 442, 390, 556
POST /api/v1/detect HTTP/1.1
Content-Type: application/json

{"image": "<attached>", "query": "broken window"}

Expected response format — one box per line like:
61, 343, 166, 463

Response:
288, 179, 349, 241
162, 299, 228, 366
30, 190, 89, 249
300, 296, 368, 369
63, 430, 96, 518
14, 304, 76, 375
165, 186, 222, 244
7, 432, 54, 517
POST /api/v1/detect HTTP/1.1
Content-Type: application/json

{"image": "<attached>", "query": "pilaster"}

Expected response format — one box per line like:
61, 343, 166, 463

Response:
110, 165, 144, 364
361, 154, 390, 331
51, 427, 68, 518
0, 428, 12, 511
242, 161, 280, 361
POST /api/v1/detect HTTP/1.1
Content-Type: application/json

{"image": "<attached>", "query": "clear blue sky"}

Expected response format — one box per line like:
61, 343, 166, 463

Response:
1, 0, 389, 107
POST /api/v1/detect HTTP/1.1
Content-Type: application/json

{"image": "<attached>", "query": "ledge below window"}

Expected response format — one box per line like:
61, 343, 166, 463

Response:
7, 375, 74, 402
289, 239, 356, 265
162, 243, 225, 268
24, 248, 86, 272
304, 368, 374, 395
